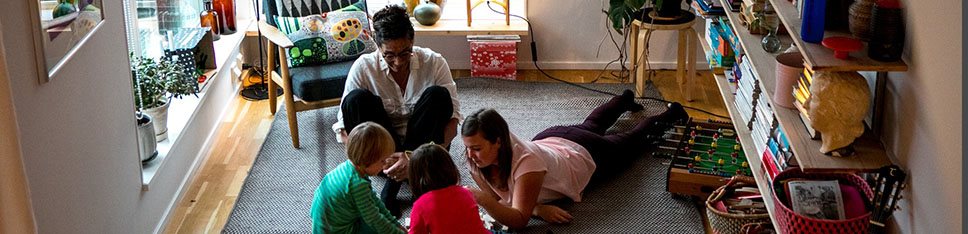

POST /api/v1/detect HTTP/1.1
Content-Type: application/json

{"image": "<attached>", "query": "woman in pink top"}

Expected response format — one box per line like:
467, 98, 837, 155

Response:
407, 143, 489, 234
460, 90, 688, 229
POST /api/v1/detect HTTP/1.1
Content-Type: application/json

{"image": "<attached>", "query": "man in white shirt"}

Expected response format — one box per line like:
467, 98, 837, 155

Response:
332, 5, 461, 217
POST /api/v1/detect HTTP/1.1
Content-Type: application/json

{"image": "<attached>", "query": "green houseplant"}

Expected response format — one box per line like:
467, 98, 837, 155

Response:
131, 55, 199, 142
608, 0, 687, 33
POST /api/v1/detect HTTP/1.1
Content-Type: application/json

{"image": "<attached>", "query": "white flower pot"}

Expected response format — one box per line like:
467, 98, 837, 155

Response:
144, 101, 170, 142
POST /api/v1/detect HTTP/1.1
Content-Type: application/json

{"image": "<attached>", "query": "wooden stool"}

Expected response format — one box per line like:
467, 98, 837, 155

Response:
629, 10, 699, 101
467, 0, 510, 26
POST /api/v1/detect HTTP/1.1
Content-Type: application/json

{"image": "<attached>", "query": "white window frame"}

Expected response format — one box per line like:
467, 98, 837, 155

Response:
366, 0, 526, 21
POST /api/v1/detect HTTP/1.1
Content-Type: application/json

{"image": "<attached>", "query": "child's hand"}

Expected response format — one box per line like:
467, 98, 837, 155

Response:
533, 205, 573, 224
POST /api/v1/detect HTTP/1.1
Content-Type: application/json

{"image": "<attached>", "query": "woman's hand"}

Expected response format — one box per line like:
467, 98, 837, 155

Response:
466, 186, 496, 205
533, 205, 573, 224
383, 152, 408, 181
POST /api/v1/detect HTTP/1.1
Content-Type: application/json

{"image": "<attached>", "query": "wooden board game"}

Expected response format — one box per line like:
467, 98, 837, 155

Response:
659, 119, 753, 198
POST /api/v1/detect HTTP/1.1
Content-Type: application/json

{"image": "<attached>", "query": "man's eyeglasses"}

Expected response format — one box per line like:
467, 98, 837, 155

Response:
382, 50, 413, 61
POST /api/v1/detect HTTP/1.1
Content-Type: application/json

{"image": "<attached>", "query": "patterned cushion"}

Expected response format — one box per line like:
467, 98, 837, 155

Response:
275, 11, 376, 67
270, 0, 358, 19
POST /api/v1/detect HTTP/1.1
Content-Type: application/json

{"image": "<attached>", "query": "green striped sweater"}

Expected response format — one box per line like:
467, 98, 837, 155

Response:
310, 160, 405, 234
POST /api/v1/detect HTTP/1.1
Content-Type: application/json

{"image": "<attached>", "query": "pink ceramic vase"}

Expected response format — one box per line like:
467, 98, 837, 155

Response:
773, 52, 804, 109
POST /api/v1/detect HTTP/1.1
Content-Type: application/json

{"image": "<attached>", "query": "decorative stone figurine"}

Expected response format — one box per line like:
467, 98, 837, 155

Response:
806, 71, 871, 156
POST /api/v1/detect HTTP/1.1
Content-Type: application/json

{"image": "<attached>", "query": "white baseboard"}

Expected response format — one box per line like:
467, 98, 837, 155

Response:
447, 61, 711, 70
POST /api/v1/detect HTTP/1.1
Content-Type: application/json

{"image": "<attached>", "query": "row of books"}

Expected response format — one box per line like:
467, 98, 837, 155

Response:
732, 57, 798, 183
792, 68, 821, 139
705, 18, 738, 68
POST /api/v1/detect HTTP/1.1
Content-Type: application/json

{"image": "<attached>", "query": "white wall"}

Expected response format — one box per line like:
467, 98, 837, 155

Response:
0, 0, 240, 233
881, 0, 962, 233
418, 0, 698, 70
0, 22, 38, 234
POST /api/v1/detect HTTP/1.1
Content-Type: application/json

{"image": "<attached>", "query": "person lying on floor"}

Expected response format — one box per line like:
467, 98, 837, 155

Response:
460, 90, 688, 229
332, 5, 462, 217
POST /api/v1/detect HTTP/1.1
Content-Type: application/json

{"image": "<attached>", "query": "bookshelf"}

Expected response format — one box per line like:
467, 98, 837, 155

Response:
767, 0, 908, 72
709, 70, 782, 226
711, 0, 893, 173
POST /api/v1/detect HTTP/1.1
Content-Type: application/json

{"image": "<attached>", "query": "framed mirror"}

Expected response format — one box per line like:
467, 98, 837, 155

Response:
28, 0, 106, 82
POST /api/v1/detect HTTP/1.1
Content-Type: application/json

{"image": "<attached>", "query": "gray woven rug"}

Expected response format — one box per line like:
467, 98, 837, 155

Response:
223, 78, 704, 233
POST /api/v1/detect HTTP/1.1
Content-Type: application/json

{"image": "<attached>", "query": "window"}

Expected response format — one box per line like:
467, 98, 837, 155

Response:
124, 0, 204, 58
365, 0, 526, 21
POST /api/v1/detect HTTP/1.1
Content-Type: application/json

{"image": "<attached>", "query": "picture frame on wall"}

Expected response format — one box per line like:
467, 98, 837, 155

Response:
27, 0, 106, 83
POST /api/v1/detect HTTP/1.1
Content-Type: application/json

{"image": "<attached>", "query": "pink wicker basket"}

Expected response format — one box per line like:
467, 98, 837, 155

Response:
771, 169, 873, 234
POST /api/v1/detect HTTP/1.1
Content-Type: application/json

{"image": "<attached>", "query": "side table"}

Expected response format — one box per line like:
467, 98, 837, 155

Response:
629, 9, 699, 101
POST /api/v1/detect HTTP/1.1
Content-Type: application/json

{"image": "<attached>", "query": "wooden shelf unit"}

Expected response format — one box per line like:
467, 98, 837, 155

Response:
767, 0, 908, 72
710, 70, 782, 226
711, 0, 894, 171
694, 12, 780, 224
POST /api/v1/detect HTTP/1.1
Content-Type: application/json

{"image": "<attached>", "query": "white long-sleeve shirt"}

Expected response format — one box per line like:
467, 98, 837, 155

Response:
333, 46, 462, 139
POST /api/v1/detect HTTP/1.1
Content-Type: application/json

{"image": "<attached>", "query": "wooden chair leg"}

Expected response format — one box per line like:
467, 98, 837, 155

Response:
278, 46, 300, 148
466, 0, 472, 26
504, 1, 510, 25
266, 42, 278, 115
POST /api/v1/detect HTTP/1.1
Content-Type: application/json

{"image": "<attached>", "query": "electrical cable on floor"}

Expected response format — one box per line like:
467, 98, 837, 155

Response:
485, 2, 730, 119
240, 0, 283, 101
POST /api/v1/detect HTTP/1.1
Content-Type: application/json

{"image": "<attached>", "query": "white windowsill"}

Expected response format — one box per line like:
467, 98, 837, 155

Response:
141, 18, 255, 190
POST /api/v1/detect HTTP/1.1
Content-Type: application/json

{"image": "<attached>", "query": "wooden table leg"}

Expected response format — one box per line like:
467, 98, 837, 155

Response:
631, 25, 645, 97
677, 29, 687, 100
686, 28, 697, 102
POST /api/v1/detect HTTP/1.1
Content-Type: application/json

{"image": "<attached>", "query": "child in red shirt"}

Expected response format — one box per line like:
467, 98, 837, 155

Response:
407, 143, 490, 234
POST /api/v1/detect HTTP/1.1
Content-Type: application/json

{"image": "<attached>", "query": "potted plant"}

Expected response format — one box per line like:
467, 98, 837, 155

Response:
607, 0, 688, 32
131, 55, 199, 142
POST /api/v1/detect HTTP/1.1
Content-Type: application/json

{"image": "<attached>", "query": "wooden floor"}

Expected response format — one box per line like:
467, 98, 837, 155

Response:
162, 69, 728, 233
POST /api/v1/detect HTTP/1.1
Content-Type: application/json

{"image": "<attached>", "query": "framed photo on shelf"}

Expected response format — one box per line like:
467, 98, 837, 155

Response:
27, 0, 105, 83
787, 180, 846, 220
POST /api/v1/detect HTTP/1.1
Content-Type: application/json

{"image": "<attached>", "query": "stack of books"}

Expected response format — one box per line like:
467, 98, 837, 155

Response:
707, 19, 738, 67
692, 0, 726, 16
734, 57, 759, 131
792, 68, 820, 139
763, 127, 798, 182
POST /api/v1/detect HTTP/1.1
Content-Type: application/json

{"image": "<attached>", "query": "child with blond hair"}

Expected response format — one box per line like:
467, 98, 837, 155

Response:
310, 122, 405, 234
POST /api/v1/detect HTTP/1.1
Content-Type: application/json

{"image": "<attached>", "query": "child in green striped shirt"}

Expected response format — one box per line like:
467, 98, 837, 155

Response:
310, 122, 406, 234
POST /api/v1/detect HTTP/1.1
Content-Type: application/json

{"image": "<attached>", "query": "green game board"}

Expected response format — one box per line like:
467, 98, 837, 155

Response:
658, 120, 753, 177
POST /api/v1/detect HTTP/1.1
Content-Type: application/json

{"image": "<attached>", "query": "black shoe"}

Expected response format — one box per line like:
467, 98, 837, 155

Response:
665, 102, 689, 124
621, 90, 645, 112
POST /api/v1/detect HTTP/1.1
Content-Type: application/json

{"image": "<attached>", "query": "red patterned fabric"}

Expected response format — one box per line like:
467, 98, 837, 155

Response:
470, 41, 518, 80
772, 169, 872, 234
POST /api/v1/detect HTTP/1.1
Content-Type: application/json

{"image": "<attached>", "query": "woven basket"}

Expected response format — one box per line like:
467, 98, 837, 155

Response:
706, 176, 772, 234
772, 169, 873, 234
740, 222, 775, 234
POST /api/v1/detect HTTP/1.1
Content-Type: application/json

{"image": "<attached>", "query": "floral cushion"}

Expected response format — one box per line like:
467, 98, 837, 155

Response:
275, 10, 376, 67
